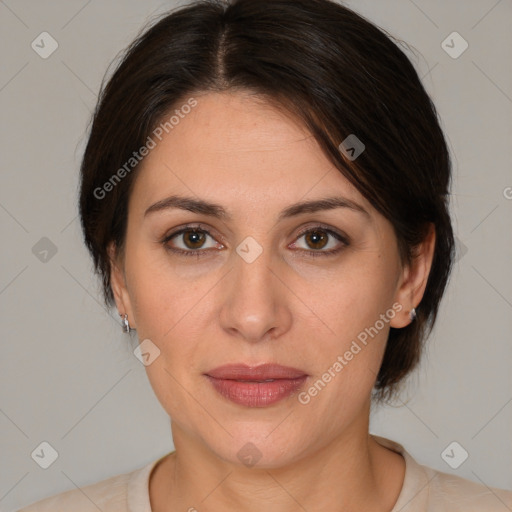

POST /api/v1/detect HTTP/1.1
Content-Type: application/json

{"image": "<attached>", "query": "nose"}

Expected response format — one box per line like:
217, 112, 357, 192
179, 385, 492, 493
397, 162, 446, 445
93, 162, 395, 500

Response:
219, 243, 293, 344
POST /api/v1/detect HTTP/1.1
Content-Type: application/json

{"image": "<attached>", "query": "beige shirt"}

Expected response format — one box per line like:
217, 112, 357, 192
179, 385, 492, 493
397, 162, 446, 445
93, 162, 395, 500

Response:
18, 435, 512, 511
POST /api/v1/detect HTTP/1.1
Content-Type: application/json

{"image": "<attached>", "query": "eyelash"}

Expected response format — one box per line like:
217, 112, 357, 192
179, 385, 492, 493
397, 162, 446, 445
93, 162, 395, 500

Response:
160, 223, 349, 259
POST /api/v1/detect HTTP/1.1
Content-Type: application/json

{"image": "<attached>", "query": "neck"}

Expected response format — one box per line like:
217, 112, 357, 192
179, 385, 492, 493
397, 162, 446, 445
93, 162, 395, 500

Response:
151, 411, 405, 512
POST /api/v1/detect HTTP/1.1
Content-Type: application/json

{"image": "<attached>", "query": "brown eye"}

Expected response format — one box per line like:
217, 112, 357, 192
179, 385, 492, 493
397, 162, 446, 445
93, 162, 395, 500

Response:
162, 225, 223, 257
291, 226, 349, 258
304, 230, 329, 250
182, 229, 207, 249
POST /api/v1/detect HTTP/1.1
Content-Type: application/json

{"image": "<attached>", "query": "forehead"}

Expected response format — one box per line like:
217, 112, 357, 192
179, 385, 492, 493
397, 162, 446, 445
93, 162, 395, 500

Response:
130, 91, 371, 216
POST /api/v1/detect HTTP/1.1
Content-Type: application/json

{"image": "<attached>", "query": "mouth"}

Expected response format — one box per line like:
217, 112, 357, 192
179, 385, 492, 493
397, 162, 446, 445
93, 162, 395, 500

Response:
204, 363, 308, 407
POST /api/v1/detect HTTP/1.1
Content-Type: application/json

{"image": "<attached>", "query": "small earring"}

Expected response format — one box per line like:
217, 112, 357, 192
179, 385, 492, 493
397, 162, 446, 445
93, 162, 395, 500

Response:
409, 307, 417, 321
121, 313, 131, 333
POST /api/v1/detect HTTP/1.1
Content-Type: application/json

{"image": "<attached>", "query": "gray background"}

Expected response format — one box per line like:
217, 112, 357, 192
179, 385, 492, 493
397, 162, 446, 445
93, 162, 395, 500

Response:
1, 0, 511, 510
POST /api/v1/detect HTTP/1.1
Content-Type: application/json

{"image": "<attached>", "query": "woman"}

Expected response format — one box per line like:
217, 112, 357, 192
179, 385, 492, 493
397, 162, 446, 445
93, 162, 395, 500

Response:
19, 0, 512, 510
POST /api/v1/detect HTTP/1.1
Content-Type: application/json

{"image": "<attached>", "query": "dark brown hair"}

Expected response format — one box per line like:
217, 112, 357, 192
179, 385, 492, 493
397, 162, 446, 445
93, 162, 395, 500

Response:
79, 0, 454, 402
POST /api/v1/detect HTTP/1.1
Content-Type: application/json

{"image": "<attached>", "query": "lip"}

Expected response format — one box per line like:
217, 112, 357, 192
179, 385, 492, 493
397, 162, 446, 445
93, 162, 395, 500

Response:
205, 363, 308, 380
204, 364, 308, 407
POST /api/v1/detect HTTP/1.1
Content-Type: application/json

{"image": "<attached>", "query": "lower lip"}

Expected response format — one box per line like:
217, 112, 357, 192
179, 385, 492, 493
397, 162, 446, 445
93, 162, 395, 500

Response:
205, 375, 308, 407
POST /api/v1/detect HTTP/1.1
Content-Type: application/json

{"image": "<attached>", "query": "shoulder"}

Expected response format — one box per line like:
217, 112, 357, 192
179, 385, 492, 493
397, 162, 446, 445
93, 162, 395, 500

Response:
16, 457, 160, 512
17, 470, 133, 512
422, 464, 512, 511
16, 473, 128, 512
372, 435, 512, 512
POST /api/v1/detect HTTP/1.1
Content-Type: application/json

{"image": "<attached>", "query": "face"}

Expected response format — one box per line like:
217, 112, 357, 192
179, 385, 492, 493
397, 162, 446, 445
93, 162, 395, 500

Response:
110, 91, 432, 468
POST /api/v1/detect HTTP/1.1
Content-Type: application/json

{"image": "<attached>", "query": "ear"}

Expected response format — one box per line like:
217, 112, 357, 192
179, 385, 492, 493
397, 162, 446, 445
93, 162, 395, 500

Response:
390, 224, 436, 328
108, 241, 137, 329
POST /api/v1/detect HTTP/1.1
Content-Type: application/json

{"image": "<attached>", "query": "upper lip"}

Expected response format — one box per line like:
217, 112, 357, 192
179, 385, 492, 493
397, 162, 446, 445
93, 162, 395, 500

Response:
205, 363, 307, 381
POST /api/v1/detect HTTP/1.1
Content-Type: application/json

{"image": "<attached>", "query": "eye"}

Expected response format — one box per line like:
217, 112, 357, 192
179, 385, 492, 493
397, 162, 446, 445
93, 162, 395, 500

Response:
290, 226, 349, 257
161, 223, 349, 259
161, 224, 224, 257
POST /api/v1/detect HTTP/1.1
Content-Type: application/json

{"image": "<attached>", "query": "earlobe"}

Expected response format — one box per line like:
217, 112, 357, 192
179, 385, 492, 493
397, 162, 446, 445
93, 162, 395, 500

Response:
390, 224, 436, 329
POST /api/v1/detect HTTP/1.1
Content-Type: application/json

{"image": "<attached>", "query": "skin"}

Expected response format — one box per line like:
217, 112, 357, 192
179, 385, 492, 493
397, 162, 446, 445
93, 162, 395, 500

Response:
109, 91, 435, 512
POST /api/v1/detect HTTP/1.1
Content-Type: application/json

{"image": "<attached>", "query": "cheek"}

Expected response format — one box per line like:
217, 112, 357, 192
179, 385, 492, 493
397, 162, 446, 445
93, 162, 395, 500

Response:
124, 246, 216, 390
291, 251, 398, 403
124, 243, 212, 336
296, 248, 399, 339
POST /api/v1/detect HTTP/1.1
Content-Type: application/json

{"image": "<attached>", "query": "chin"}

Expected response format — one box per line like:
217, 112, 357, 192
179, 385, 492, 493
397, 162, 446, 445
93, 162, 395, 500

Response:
201, 423, 308, 470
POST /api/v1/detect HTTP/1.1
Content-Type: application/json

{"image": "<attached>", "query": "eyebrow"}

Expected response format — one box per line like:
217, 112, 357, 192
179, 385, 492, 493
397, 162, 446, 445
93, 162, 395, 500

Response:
144, 194, 370, 221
